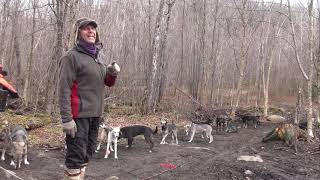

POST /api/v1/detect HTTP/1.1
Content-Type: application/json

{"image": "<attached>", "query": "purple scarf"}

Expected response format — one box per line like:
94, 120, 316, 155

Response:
78, 40, 97, 56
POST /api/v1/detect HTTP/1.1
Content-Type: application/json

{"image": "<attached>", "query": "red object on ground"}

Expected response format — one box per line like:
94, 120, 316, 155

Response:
160, 163, 177, 169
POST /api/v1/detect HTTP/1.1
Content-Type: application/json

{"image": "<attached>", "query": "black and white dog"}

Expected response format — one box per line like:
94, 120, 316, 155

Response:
160, 120, 178, 145
119, 125, 157, 152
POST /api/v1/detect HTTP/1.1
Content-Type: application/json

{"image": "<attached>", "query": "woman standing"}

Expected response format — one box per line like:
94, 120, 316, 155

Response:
59, 18, 120, 180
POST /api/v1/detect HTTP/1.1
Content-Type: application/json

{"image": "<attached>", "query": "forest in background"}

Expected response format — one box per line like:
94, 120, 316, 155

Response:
0, 0, 318, 127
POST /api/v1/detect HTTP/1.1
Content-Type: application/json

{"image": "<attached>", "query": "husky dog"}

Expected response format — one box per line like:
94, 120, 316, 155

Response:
119, 125, 157, 152
160, 120, 178, 145
185, 116, 215, 138
240, 115, 260, 128
216, 115, 229, 132
1, 123, 29, 169
96, 123, 111, 152
104, 127, 121, 159
184, 124, 205, 139
188, 123, 213, 143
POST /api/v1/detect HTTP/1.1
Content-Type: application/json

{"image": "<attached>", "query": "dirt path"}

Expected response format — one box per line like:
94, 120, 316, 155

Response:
1, 122, 320, 180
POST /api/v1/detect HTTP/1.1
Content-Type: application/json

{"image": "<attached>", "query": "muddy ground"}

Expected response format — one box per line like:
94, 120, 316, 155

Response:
1, 121, 320, 180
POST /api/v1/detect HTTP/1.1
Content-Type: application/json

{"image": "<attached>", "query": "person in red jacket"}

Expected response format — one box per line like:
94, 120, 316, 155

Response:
59, 18, 120, 180
0, 64, 19, 99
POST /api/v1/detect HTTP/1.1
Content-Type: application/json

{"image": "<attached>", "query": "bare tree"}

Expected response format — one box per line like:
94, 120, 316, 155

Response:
45, 0, 68, 114
158, 0, 176, 103
287, 0, 314, 137
23, 0, 38, 106
0, 0, 10, 65
307, 0, 315, 137
146, 0, 175, 113
230, 0, 257, 119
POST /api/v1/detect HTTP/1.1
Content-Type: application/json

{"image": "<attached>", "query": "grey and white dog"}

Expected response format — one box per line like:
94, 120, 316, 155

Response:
0, 122, 29, 169
184, 124, 205, 139
160, 119, 178, 145
188, 122, 213, 143
96, 123, 110, 152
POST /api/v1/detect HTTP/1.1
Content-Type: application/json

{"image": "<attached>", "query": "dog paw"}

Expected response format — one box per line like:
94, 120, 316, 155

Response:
104, 155, 109, 159
95, 150, 98, 153
10, 161, 15, 166
149, 150, 152, 153
1, 157, 5, 161
115, 156, 118, 159
24, 160, 30, 165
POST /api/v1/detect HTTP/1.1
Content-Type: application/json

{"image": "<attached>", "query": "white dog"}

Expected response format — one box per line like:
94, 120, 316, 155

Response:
104, 127, 121, 159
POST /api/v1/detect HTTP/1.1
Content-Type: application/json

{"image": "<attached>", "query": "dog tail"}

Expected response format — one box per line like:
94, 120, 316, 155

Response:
153, 126, 158, 134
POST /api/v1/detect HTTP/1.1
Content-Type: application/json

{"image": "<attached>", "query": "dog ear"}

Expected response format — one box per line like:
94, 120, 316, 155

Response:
100, 123, 106, 129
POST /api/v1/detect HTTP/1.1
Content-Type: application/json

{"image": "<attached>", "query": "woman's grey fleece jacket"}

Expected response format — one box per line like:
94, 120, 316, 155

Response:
58, 45, 116, 123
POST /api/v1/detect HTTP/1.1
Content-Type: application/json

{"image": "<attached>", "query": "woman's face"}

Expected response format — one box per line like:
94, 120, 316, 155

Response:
79, 25, 96, 44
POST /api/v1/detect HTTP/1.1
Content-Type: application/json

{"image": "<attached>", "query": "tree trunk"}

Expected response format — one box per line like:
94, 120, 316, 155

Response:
307, 0, 315, 137
23, 0, 37, 107
230, 0, 249, 119
45, 0, 67, 114
209, 0, 220, 105
231, 27, 247, 119
146, 0, 165, 113
158, 0, 176, 103
0, 1, 10, 64
294, 87, 302, 125
175, 0, 185, 97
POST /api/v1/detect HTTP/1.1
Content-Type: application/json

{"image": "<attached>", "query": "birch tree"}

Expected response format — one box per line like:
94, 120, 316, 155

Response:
287, 0, 314, 137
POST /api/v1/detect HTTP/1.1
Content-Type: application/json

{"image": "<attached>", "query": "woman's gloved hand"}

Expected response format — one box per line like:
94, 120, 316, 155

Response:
106, 62, 120, 76
63, 120, 77, 138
